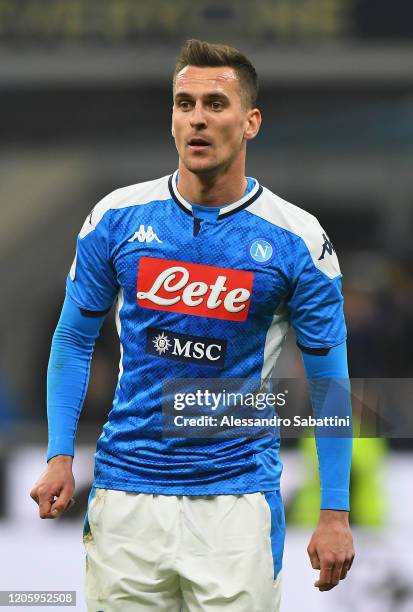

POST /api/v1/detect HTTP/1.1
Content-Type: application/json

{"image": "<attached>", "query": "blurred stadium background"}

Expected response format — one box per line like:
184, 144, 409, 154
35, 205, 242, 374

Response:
1, 1, 413, 610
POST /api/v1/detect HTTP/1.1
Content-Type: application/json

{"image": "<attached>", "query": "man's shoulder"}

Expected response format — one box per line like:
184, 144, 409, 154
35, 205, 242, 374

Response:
248, 184, 340, 278
248, 184, 321, 241
87, 174, 171, 229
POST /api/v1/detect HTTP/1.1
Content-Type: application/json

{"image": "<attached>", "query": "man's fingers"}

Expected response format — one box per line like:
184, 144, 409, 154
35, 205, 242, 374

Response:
307, 545, 320, 570
51, 498, 75, 516
341, 551, 355, 578
29, 488, 40, 505
315, 555, 348, 590
30, 467, 75, 520
340, 562, 350, 580
66, 498, 76, 510
330, 559, 344, 586
35, 483, 74, 519
314, 564, 333, 591
39, 496, 54, 519
309, 554, 321, 570
308, 518, 355, 591
50, 488, 74, 517
314, 567, 332, 591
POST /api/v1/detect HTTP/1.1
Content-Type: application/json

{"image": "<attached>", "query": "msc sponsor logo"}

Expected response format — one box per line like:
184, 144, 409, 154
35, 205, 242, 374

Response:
146, 327, 227, 367
137, 257, 254, 321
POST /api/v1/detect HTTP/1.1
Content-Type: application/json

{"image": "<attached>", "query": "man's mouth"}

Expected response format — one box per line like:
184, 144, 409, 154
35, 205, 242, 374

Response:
188, 138, 210, 149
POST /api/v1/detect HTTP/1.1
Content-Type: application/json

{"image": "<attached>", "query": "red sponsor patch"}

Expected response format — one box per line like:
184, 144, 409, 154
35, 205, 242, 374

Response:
137, 257, 253, 321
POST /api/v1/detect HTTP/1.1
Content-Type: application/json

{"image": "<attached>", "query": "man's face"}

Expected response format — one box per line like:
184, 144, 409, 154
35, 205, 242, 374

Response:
172, 65, 259, 176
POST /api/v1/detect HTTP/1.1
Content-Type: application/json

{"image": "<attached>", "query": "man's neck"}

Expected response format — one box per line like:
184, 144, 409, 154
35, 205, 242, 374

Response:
177, 162, 247, 207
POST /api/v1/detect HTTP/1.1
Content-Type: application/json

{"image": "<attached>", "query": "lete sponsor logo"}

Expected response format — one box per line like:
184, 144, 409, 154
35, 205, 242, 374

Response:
137, 257, 254, 321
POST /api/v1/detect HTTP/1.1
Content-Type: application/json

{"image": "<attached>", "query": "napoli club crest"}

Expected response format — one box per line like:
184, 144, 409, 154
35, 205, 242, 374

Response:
247, 239, 275, 265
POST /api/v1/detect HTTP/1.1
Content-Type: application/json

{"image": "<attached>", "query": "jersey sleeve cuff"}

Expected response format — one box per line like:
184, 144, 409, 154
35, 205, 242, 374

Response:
320, 488, 350, 511
47, 436, 75, 462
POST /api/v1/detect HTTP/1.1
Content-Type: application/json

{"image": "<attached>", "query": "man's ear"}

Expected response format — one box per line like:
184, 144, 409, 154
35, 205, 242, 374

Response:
244, 108, 262, 141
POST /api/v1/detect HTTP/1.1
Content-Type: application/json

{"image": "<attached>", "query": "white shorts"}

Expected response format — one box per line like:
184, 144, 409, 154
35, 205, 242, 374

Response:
83, 488, 284, 612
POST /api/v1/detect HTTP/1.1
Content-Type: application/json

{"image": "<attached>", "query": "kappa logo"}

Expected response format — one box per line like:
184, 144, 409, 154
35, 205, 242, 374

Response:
128, 225, 162, 244
318, 233, 335, 260
146, 327, 226, 367
137, 257, 254, 321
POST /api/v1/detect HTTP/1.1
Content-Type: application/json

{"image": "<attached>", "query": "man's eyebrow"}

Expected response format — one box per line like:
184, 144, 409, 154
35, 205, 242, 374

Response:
174, 91, 230, 102
204, 92, 230, 102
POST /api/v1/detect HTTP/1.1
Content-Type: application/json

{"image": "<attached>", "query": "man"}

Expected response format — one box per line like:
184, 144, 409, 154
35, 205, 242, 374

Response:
31, 39, 354, 611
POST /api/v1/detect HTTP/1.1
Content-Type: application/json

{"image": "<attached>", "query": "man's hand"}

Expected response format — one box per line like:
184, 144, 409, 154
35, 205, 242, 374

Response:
307, 509, 355, 591
30, 455, 75, 519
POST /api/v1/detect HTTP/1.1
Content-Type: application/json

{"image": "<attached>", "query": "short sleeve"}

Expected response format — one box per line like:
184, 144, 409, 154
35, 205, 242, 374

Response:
287, 224, 347, 350
66, 206, 118, 312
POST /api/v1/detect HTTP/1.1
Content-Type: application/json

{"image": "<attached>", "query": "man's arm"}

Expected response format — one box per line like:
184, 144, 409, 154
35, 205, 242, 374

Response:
30, 295, 106, 519
301, 342, 355, 591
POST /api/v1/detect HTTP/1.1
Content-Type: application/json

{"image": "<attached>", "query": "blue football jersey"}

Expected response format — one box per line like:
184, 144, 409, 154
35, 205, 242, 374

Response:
67, 171, 346, 494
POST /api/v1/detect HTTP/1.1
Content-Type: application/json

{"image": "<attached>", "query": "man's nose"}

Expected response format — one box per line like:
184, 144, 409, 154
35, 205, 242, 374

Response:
189, 102, 207, 128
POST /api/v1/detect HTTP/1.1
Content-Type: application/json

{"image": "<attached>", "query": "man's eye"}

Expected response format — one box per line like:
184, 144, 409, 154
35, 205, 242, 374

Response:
211, 101, 223, 110
179, 101, 192, 110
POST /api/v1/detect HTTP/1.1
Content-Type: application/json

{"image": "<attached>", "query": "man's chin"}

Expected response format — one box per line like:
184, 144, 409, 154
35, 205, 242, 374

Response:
181, 157, 221, 176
